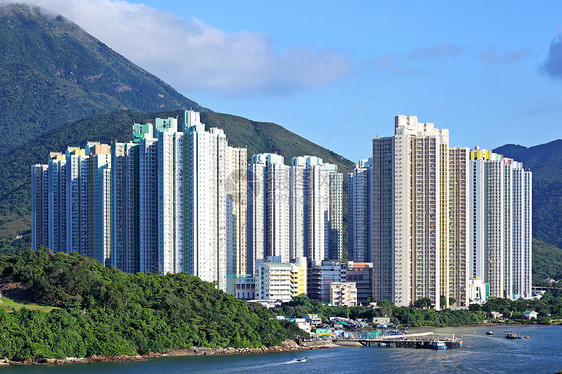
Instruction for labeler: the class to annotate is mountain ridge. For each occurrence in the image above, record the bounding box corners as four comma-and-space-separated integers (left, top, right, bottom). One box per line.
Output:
0, 3, 207, 154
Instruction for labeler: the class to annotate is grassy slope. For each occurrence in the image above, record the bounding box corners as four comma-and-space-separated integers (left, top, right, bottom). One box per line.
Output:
0, 296, 57, 313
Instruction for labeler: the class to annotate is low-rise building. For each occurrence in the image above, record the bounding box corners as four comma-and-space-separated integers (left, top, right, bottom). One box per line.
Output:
255, 262, 292, 303
303, 314, 322, 327
468, 277, 489, 304
372, 316, 391, 325
346, 262, 373, 304
290, 257, 308, 297
293, 318, 311, 333
308, 260, 347, 302
235, 275, 255, 301
523, 310, 538, 320
330, 282, 357, 306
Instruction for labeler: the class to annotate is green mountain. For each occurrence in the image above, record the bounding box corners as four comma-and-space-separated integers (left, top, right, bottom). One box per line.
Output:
0, 109, 353, 252
532, 238, 562, 283
494, 140, 562, 249
0, 4, 206, 154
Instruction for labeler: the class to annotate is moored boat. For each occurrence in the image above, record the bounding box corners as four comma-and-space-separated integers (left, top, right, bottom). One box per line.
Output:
486, 331, 495, 335
429, 340, 447, 350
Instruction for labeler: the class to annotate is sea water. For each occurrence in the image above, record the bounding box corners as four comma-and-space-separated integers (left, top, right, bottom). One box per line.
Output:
3, 325, 562, 374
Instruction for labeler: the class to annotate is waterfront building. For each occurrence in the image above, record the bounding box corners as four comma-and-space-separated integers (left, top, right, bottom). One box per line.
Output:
346, 262, 374, 304
468, 148, 532, 299
307, 260, 347, 302
372, 115, 450, 308
449, 147, 470, 307
348, 159, 372, 262
330, 282, 357, 307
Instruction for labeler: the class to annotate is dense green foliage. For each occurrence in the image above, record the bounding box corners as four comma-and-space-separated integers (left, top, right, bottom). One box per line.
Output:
0, 109, 352, 255
0, 249, 299, 361
469, 294, 562, 323
0, 4, 205, 154
495, 140, 562, 250
532, 238, 562, 282
271, 297, 484, 327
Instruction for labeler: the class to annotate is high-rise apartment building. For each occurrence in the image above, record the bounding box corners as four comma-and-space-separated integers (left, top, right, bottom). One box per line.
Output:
111, 141, 138, 273
449, 147, 470, 306
47, 153, 66, 254
372, 115, 451, 309
157, 117, 184, 274
469, 148, 532, 299
292, 156, 343, 262
31, 164, 49, 251
139, 135, 158, 273
226, 145, 248, 290
247, 153, 290, 272
184, 111, 228, 291
348, 159, 372, 262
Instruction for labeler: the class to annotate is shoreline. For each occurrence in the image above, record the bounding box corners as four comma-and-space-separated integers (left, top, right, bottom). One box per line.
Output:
0, 339, 333, 366
2, 324, 557, 366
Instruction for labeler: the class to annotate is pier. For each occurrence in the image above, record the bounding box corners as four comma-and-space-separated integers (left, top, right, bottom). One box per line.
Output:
334, 332, 463, 350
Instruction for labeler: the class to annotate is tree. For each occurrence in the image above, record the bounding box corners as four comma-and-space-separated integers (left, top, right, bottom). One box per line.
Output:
414, 298, 432, 309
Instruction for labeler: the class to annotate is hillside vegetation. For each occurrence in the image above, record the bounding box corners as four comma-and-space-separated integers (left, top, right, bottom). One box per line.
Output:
495, 140, 562, 249
0, 4, 205, 154
0, 249, 298, 361
532, 238, 562, 283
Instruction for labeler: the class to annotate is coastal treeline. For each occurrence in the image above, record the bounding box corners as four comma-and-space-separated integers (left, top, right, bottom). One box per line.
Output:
0, 249, 301, 361
273, 295, 562, 327
273, 297, 484, 327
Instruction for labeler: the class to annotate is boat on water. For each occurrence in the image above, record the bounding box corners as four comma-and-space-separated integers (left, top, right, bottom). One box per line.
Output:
429, 340, 447, 350
296, 357, 307, 363
445, 339, 464, 348
486, 331, 495, 335
504, 331, 522, 339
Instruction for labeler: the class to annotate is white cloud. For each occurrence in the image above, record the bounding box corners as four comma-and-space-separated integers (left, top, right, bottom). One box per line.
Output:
10, 0, 352, 95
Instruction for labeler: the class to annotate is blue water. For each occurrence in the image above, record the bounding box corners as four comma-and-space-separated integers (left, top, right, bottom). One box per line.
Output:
3, 326, 562, 373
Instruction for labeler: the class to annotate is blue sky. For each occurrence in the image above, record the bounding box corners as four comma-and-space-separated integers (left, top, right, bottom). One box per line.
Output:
21, 0, 562, 162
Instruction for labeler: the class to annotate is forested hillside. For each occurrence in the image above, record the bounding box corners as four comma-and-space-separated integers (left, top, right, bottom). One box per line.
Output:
494, 140, 562, 249
0, 4, 206, 154
0, 249, 300, 361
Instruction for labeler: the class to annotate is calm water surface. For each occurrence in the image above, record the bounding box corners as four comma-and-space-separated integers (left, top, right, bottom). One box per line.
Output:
4, 326, 562, 373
